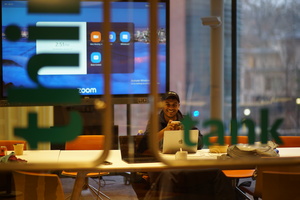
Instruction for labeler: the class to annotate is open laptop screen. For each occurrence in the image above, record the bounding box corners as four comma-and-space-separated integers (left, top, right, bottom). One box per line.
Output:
162, 130, 199, 154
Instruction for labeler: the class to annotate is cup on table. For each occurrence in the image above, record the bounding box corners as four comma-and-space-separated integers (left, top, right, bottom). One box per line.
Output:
175, 148, 187, 160
13, 143, 24, 155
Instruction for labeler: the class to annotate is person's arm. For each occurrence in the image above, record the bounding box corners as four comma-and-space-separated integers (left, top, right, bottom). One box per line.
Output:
137, 119, 153, 154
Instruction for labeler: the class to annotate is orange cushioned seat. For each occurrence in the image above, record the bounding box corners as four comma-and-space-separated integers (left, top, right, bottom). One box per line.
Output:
0, 140, 27, 150
61, 135, 110, 200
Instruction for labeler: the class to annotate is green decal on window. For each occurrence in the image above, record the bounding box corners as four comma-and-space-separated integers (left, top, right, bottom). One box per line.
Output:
181, 109, 283, 147
5, 22, 83, 148
181, 114, 199, 146
203, 119, 225, 146
14, 112, 82, 149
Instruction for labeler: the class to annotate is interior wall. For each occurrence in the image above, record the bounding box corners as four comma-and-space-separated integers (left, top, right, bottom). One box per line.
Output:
169, 0, 186, 101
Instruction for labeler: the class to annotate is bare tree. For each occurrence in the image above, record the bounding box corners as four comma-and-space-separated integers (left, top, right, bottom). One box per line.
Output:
240, 0, 300, 129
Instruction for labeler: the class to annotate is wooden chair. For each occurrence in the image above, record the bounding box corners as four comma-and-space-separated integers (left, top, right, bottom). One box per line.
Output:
243, 162, 300, 200
61, 135, 110, 199
12, 170, 64, 200
262, 171, 300, 200
0, 140, 27, 198
0, 140, 27, 150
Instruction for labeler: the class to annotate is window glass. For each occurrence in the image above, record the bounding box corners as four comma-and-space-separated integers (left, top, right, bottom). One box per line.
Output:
239, 0, 300, 135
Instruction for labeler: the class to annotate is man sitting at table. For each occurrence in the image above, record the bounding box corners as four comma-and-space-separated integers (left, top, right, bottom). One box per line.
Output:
133, 91, 204, 199
137, 91, 203, 154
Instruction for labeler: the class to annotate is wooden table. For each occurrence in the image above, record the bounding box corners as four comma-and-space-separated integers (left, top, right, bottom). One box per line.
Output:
12, 148, 300, 200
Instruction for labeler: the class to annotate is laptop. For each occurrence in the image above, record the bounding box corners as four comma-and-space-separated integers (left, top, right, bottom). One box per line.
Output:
162, 130, 199, 154
119, 135, 160, 163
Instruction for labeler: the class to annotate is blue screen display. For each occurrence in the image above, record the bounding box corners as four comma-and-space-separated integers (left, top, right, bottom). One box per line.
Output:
1, 0, 168, 98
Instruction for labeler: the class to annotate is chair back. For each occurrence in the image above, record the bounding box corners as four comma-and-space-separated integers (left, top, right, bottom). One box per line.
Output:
0, 140, 27, 150
262, 171, 300, 200
65, 135, 105, 150
12, 171, 64, 200
253, 162, 300, 198
209, 136, 248, 145
277, 136, 300, 147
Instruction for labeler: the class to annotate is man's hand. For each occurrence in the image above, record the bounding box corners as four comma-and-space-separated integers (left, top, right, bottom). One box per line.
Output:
165, 120, 182, 130
159, 121, 183, 141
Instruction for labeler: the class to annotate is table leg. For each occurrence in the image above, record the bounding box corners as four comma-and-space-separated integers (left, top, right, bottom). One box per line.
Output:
70, 171, 88, 200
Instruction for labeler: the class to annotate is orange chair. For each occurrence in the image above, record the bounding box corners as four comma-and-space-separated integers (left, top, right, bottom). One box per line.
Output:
13, 170, 65, 200
209, 136, 254, 200
277, 136, 300, 147
209, 135, 248, 146
64, 135, 105, 150
0, 140, 27, 151
61, 135, 110, 199
222, 169, 255, 200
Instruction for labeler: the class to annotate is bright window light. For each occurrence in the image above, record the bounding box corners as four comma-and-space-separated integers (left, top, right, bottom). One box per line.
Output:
244, 108, 251, 116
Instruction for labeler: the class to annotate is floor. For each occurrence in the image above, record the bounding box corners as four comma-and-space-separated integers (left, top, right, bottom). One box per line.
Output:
61, 175, 139, 200
0, 173, 260, 200
61, 176, 260, 200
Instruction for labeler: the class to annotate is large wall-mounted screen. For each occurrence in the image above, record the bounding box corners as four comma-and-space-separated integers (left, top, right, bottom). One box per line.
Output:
1, 0, 169, 105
